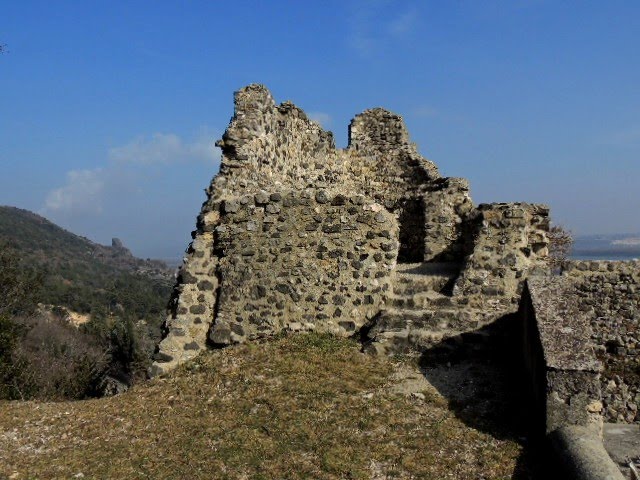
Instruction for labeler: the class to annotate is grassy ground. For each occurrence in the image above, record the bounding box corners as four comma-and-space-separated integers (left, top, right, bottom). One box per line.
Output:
0, 333, 532, 479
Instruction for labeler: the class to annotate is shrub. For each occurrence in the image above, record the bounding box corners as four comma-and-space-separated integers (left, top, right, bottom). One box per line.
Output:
547, 224, 574, 269
82, 314, 159, 386
0, 315, 28, 399
0, 241, 42, 316
1, 314, 109, 400
0, 240, 166, 399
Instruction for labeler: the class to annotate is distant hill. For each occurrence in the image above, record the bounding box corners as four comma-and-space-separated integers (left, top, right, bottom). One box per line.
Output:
0, 206, 174, 319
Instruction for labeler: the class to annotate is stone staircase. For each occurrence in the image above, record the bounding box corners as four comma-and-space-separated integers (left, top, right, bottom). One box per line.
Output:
365, 262, 494, 354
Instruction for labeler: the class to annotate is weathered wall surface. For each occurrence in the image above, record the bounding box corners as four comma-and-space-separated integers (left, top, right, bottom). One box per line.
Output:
209, 190, 398, 345
521, 278, 603, 434
347, 109, 442, 262
562, 261, 640, 424
151, 218, 219, 375
422, 177, 474, 262
214, 86, 337, 193
347, 108, 440, 188
454, 203, 550, 309
215, 86, 440, 197
521, 261, 640, 428
213, 85, 464, 264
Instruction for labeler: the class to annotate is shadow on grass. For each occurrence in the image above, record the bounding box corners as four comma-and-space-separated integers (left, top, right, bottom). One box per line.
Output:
417, 314, 557, 479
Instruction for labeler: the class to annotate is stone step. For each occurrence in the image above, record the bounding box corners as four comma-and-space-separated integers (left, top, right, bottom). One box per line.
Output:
392, 277, 452, 295
364, 326, 494, 356
370, 307, 480, 334
393, 262, 461, 295
395, 262, 461, 276
364, 308, 497, 356
364, 329, 449, 355
387, 291, 455, 309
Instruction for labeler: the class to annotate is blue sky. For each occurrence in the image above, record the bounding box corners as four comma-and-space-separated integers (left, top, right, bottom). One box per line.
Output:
1, 1, 639, 258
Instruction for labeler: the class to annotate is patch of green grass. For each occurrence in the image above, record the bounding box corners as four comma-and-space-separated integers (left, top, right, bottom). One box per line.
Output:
0, 333, 527, 479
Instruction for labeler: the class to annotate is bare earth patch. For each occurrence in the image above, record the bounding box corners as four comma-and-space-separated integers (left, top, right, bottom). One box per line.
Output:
0, 333, 533, 479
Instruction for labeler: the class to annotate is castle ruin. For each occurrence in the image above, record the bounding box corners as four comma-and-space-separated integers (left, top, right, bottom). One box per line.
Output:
151, 84, 549, 373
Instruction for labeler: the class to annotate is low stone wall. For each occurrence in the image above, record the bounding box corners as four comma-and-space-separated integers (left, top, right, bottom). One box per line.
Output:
209, 190, 399, 345
562, 261, 640, 424
521, 278, 603, 435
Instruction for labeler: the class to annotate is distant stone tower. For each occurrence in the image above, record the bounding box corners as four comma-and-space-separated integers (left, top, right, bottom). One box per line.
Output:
151, 85, 549, 375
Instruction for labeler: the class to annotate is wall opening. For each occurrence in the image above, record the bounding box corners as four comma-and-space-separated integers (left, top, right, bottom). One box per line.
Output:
397, 199, 426, 263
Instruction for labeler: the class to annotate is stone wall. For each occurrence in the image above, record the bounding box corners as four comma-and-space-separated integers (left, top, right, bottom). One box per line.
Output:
347, 109, 441, 262
347, 108, 440, 184
214, 85, 337, 191
151, 216, 219, 375
454, 202, 550, 309
209, 190, 398, 345
214, 86, 440, 198
152, 188, 398, 375
212, 85, 463, 265
521, 278, 603, 434
520, 261, 640, 427
562, 261, 640, 423
422, 177, 474, 262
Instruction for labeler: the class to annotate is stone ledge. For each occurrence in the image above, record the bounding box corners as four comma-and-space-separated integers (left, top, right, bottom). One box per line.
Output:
527, 276, 601, 372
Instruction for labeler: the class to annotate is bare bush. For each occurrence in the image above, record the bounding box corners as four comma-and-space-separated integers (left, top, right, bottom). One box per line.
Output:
547, 224, 574, 269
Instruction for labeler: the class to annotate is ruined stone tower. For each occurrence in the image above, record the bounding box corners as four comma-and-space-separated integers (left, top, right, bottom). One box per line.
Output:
151, 84, 549, 375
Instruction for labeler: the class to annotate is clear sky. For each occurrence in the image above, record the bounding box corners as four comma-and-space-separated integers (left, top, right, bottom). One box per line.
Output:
1, 1, 639, 259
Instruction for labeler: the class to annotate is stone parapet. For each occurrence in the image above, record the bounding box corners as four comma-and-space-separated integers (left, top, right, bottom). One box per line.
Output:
522, 277, 603, 435
562, 260, 640, 424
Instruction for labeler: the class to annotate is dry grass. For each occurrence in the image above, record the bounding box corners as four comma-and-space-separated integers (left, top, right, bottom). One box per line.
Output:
0, 333, 528, 479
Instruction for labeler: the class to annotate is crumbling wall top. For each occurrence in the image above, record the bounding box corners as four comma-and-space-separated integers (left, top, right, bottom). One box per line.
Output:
212, 84, 442, 210
348, 108, 440, 181
233, 83, 276, 114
